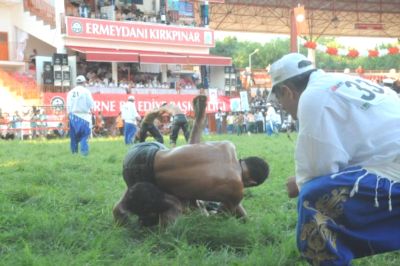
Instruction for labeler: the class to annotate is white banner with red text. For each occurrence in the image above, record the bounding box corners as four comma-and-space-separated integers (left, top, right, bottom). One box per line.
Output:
65, 16, 215, 48
44, 93, 237, 117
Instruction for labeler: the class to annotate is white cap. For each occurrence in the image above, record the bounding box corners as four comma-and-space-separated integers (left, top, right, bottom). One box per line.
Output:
76, 75, 86, 83
128, 95, 135, 101
270, 53, 315, 90
382, 78, 394, 85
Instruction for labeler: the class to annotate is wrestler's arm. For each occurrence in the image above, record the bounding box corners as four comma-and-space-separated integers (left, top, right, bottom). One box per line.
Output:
218, 202, 247, 219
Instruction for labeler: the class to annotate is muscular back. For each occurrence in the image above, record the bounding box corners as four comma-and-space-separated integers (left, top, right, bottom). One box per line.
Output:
154, 141, 244, 205
142, 111, 162, 124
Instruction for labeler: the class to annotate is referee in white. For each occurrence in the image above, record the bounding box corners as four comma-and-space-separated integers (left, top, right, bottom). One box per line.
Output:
66, 75, 94, 156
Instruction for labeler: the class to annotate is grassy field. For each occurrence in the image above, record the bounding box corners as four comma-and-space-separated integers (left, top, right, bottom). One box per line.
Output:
0, 133, 399, 266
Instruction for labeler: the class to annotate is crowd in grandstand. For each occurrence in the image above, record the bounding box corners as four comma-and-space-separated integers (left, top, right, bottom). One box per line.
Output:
76, 61, 198, 94
66, 1, 200, 27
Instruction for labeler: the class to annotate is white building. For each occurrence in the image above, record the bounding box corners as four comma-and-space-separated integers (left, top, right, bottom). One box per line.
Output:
0, 0, 233, 117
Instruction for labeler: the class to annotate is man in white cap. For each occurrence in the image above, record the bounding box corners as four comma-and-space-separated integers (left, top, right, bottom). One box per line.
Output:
268, 53, 400, 265
66, 75, 94, 155
121, 95, 140, 145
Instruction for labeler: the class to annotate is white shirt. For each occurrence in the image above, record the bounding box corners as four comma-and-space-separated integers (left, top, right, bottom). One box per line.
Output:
121, 101, 139, 125
215, 112, 223, 122
265, 106, 276, 122
296, 70, 400, 189
66, 85, 94, 123
255, 111, 264, 122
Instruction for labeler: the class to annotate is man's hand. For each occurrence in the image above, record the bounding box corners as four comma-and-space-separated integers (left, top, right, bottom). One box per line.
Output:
219, 202, 247, 220
195, 200, 210, 216
286, 176, 299, 198
112, 203, 130, 226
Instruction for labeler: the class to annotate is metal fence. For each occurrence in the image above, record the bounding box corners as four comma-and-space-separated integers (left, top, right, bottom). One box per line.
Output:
0, 105, 67, 140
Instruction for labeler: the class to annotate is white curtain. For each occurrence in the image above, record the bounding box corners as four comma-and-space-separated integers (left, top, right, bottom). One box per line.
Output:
16, 29, 28, 61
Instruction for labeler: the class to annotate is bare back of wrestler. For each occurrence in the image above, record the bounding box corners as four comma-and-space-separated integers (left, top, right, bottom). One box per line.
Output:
154, 140, 244, 205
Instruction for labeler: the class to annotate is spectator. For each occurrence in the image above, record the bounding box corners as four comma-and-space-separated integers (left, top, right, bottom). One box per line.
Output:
38, 109, 48, 137
269, 53, 400, 265
255, 109, 264, 133
53, 122, 65, 138
29, 49, 37, 70
226, 112, 235, 134
215, 109, 223, 134
0, 109, 8, 138
236, 112, 244, 135
247, 111, 256, 134
115, 112, 124, 136
11, 111, 22, 140
121, 95, 140, 145
94, 111, 105, 136
264, 103, 277, 136
66, 75, 94, 156
243, 112, 249, 134
30, 106, 40, 139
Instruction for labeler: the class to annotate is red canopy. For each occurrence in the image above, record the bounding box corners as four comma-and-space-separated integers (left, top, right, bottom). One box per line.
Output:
68, 46, 232, 66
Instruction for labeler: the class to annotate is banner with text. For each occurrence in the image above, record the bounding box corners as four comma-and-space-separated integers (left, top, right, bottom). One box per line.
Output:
66, 16, 215, 47
44, 93, 232, 117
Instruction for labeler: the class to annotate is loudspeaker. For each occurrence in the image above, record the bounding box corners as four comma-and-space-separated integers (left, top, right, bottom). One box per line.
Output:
54, 70, 62, 86
43, 61, 53, 73
43, 72, 54, 85
54, 70, 62, 80
61, 54, 68, 65
53, 53, 68, 66
62, 68, 70, 82
62, 79, 71, 87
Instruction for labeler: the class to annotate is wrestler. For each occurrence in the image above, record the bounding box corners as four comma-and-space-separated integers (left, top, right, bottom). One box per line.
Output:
159, 102, 190, 147
113, 95, 269, 227
138, 108, 166, 144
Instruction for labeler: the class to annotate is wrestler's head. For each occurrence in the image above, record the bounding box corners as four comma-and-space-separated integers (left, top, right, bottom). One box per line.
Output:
242, 157, 269, 187
123, 182, 170, 221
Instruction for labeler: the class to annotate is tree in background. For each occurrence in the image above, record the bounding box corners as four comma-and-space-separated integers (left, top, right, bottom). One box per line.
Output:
211, 36, 400, 72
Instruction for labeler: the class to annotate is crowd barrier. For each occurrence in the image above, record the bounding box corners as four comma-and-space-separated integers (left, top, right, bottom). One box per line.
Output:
0, 105, 67, 140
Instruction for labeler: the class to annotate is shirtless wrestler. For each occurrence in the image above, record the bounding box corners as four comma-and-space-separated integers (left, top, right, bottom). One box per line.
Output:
113, 95, 269, 227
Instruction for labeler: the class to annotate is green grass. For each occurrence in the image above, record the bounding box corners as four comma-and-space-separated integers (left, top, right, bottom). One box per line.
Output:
0, 134, 399, 266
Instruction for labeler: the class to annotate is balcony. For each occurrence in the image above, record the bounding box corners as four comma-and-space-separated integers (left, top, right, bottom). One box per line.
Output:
23, 0, 55, 29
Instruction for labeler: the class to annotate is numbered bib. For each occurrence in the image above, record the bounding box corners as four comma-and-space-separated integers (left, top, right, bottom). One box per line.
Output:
331, 76, 391, 108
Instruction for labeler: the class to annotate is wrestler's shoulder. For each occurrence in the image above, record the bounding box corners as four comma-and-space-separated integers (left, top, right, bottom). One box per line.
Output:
202, 140, 235, 148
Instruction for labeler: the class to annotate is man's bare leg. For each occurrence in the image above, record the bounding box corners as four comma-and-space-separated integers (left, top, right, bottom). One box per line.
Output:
189, 95, 207, 144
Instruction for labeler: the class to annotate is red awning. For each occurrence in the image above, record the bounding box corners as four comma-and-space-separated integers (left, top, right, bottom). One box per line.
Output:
67, 46, 232, 66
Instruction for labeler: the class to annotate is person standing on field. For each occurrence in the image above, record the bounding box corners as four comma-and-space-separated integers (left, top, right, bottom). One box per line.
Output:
215, 109, 224, 134
121, 95, 140, 145
115, 112, 124, 136
269, 53, 400, 265
66, 75, 94, 156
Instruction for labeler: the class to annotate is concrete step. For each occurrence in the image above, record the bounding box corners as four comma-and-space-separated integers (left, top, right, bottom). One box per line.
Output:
13, 8, 57, 48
